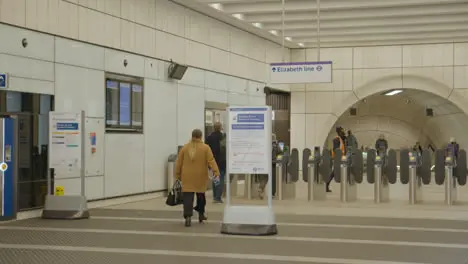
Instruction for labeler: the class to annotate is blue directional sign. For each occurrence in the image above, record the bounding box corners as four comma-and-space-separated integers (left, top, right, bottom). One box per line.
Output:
0, 73, 8, 89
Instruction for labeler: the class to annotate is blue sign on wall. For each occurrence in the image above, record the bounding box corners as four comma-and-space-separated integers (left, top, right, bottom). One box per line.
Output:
56, 122, 79, 130
0, 73, 8, 89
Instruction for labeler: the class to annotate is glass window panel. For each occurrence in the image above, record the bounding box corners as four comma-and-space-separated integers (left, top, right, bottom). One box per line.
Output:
119, 82, 131, 126
6, 91, 22, 112
132, 84, 143, 127
106, 80, 119, 125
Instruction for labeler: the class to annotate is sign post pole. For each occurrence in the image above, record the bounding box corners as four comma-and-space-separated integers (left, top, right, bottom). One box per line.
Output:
80, 110, 86, 198
221, 106, 277, 236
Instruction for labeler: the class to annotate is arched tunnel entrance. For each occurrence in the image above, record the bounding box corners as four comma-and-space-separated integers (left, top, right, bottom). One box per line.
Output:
320, 88, 468, 202
325, 88, 468, 152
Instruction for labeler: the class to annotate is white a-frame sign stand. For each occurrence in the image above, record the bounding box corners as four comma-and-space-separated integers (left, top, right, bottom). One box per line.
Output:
221, 106, 277, 235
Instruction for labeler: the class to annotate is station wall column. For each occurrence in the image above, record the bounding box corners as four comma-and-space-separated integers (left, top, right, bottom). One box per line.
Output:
0, 116, 18, 221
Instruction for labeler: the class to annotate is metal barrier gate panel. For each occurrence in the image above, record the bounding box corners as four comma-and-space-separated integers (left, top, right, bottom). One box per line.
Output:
421, 149, 432, 185
400, 149, 410, 184
320, 149, 332, 183
386, 149, 397, 184
456, 149, 467, 186
333, 149, 342, 183
290, 148, 300, 183
366, 149, 376, 184
302, 148, 311, 182
434, 149, 445, 186
351, 149, 363, 183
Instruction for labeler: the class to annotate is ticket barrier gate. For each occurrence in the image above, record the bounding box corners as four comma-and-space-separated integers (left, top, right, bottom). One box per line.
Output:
302, 147, 331, 201
277, 148, 299, 200
244, 149, 299, 200
366, 150, 397, 203
334, 149, 363, 202
400, 149, 431, 204
244, 174, 261, 200
434, 149, 467, 205
226, 174, 239, 198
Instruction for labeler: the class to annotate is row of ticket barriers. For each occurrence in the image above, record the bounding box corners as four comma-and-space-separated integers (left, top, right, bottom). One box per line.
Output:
241, 147, 467, 206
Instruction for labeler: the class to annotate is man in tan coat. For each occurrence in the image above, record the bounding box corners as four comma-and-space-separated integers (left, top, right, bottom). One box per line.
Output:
176, 129, 220, 227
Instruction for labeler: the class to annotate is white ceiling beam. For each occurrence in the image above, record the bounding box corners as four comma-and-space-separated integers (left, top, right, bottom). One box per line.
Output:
221, 0, 468, 14
170, 0, 297, 48
261, 15, 468, 31
294, 30, 468, 43
285, 23, 468, 38
243, 3, 468, 23
299, 37, 468, 48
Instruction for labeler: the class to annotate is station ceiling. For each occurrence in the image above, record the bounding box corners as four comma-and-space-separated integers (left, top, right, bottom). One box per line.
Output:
177, 0, 468, 48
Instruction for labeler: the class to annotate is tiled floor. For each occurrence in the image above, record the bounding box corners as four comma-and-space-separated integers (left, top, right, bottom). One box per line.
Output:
1, 180, 468, 264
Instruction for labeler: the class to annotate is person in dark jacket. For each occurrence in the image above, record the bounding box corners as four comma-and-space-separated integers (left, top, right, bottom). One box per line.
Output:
346, 130, 358, 154
206, 122, 226, 203
375, 134, 388, 156
446, 137, 459, 159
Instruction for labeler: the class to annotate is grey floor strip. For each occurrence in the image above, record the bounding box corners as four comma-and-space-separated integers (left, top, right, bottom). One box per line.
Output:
0, 225, 467, 249
0, 244, 429, 264
89, 208, 468, 229
91, 216, 468, 233
5, 217, 468, 244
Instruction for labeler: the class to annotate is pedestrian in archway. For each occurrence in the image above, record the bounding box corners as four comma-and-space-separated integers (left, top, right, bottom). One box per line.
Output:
346, 130, 358, 154
375, 134, 388, 156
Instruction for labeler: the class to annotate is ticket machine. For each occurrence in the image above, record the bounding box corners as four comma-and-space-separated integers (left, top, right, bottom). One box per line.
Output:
0, 116, 18, 221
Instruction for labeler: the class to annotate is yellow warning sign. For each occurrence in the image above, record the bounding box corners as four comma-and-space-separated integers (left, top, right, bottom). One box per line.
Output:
55, 186, 65, 196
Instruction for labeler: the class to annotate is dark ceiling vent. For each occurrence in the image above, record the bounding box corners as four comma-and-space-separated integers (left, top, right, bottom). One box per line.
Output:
350, 107, 357, 116
426, 108, 434, 117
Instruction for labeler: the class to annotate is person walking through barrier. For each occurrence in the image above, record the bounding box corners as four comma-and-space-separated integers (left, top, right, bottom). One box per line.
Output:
176, 129, 220, 227
446, 137, 459, 159
328, 126, 346, 193
346, 130, 358, 154
206, 122, 226, 203
375, 134, 388, 156
446, 137, 460, 175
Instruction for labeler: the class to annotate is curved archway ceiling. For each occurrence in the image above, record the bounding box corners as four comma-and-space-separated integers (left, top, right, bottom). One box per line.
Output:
327, 89, 468, 150
185, 0, 468, 48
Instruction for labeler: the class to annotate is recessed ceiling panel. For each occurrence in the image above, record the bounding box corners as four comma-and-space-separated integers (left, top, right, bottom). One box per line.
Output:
184, 0, 468, 48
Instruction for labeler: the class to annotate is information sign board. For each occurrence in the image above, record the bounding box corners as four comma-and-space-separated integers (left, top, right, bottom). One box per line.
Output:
49, 112, 83, 175
227, 107, 271, 175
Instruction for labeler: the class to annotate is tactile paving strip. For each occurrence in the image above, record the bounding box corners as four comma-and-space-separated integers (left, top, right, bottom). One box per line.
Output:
0, 249, 326, 264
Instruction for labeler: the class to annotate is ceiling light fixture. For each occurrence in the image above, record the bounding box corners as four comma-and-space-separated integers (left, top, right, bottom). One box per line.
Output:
232, 13, 244, 20
383, 89, 403, 96
252, 22, 262, 28
285, 37, 292, 41
209, 3, 223, 11
298, 42, 304, 47
269, 30, 278, 35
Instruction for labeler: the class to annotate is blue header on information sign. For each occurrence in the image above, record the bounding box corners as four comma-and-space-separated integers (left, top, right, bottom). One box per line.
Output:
237, 114, 264, 123
56, 122, 79, 130
230, 107, 268, 112
232, 124, 264, 130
